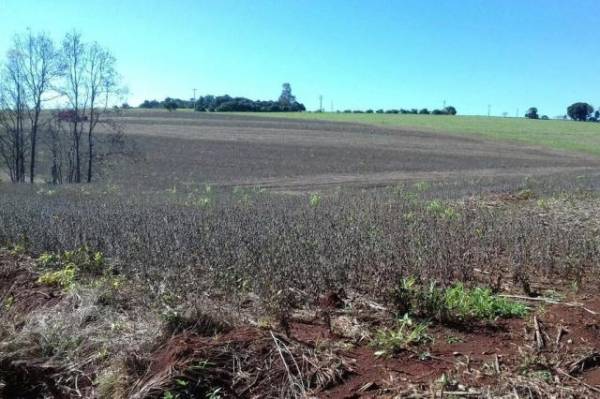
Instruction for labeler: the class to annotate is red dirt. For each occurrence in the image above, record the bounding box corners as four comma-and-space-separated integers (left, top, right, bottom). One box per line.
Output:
148, 326, 261, 376
320, 319, 525, 399
317, 295, 600, 398
322, 346, 449, 398
290, 320, 331, 343
583, 368, 600, 386
0, 253, 62, 320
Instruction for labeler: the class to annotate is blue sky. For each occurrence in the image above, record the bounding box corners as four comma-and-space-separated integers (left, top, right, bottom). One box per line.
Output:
1, 0, 598, 116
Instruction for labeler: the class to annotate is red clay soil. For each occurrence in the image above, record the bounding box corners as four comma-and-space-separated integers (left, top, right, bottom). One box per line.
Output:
317, 319, 525, 398
298, 294, 600, 398
147, 326, 261, 378
0, 253, 62, 320
322, 346, 450, 398
131, 325, 352, 398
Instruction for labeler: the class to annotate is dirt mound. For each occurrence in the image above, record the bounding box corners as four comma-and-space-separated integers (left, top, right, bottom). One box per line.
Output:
128, 327, 352, 398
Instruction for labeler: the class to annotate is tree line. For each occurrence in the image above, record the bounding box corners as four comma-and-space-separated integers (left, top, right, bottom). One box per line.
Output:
140, 83, 306, 112
524, 103, 600, 121
338, 106, 457, 115
0, 30, 123, 184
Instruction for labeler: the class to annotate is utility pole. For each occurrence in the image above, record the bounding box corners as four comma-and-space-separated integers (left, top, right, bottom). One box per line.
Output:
443, 99, 446, 108
330, 100, 334, 113
193, 88, 197, 102
319, 95, 323, 112
516, 108, 519, 118
487, 104, 491, 117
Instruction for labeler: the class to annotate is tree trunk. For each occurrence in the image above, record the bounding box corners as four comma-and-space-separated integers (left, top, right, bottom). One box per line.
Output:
87, 109, 94, 183
29, 105, 41, 183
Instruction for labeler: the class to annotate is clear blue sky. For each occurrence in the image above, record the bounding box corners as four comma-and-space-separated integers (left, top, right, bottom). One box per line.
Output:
1, 0, 598, 116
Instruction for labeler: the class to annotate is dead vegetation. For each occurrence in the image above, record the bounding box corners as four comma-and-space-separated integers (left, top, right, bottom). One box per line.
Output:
1, 248, 599, 397
1, 149, 600, 397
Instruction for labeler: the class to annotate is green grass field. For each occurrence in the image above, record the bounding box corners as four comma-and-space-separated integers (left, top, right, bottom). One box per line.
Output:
238, 112, 600, 157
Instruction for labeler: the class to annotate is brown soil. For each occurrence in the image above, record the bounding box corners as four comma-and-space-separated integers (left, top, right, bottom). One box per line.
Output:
0, 252, 62, 320
100, 111, 600, 192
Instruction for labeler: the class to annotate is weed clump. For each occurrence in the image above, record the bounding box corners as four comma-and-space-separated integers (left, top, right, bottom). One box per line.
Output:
36, 247, 107, 289
37, 264, 76, 288
443, 283, 528, 320
371, 314, 432, 356
393, 278, 528, 324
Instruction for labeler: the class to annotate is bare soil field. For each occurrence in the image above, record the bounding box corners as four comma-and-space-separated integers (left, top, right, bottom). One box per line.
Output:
110, 111, 600, 192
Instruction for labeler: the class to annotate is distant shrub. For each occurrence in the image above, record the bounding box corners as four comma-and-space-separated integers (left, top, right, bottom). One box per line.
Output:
365, 109, 374, 114
418, 108, 430, 115
343, 109, 352, 113
139, 99, 161, 108
375, 109, 384, 114
541, 115, 549, 120
163, 98, 178, 112
525, 107, 539, 119
431, 107, 457, 116
444, 106, 457, 115
352, 110, 364, 113
385, 109, 399, 114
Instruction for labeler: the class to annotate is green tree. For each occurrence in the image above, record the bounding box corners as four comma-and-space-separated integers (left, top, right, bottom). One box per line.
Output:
163, 98, 178, 111
567, 102, 593, 121
278, 83, 296, 107
444, 106, 457, 115
525, 107, 539, 119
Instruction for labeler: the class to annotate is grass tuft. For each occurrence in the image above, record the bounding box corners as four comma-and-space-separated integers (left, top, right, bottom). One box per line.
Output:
371, 314, 432, 356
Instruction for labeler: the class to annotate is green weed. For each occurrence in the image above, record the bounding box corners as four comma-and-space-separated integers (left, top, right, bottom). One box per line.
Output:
371, 314, 432, 356
393, 280, 528, 323
443, 284, 528, 320
38, 264, 76, 288
309, 192, 321, 207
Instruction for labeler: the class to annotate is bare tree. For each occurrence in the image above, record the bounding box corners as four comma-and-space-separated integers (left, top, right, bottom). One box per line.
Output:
0, 51, 28, 182
60, 32, 120, 183
85, 42, 118, 182
9, 31, 61, 183
43, 111, 69, 184
0, 30, 124, 184
60, 32, 87, 183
